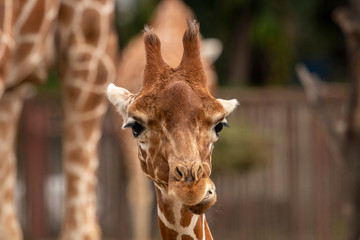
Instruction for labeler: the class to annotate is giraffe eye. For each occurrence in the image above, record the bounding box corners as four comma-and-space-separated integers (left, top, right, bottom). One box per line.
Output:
214, 121, 229, 137
124, 121, 145, 137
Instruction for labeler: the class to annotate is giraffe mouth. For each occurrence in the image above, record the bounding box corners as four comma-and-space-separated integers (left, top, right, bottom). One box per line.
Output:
189, 186, 217, 214
203, 188, 215, 201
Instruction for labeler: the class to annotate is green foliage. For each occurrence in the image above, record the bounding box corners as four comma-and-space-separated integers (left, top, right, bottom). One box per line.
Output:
250, 1, 296, 85
116, 0, 157, 47
184, 0, 346, 85
252, 9, 281, 43
212, 120, 269, 174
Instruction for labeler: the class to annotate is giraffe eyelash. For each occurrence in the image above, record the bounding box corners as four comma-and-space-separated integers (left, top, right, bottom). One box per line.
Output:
124, 121, 145, 137
214, 119, 229, 137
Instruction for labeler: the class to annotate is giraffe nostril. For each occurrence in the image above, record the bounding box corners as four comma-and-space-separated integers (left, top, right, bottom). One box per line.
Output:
176, 167, 183, 178
191, 163, 203, 181
174, 164, 187, 181
174, 163, 203, 183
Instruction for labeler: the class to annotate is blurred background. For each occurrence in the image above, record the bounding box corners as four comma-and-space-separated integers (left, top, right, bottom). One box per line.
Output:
16, 0, 353, 239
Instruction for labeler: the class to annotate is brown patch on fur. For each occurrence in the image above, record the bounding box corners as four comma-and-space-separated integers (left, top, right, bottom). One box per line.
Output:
64, 124, 76, 142
14, 43, 33, 62
194, 216, 204, 240
0, 3, 4, 27
180, 205, 193, 228
158, 216, 178, 239
81, 8, 101, 46
67, 173, 80, 196
83, 92, 105, 112
64, 85, 81, 107
4, 187, 13, 202
68, 148, 90, 168
0, 121, 7, 140
204, 218, 213, 239
58, 4, 74, 27
139, 155, 148, 174
67, 206, 78, 228
182, 235, 194, 240
87, 180, 95, 194
0, 160, 11, 184
20, 0, 45, 34
95, 61, 108, 84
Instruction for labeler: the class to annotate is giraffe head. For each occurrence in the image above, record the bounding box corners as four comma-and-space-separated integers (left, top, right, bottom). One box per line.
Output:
107, 20, 238, 214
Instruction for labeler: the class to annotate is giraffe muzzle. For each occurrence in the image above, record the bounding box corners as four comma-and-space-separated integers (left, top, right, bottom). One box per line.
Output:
189, 182, 217, 214
169, 161, 217, 213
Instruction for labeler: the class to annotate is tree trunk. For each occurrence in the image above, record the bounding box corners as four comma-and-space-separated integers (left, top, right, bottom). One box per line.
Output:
345, 136, 360, 240
333, 2, 360, 239
229, 8, 251, 85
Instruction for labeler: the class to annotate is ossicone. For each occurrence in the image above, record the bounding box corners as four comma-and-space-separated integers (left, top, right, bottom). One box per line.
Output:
179, 19, 206, 87
183, 19, 200, 41
143, 26, 166, 87
181, 19, 201, 61
144, 26, 161, 49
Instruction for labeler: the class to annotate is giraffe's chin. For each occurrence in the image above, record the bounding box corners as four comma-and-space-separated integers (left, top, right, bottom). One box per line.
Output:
189, 191, 217, 214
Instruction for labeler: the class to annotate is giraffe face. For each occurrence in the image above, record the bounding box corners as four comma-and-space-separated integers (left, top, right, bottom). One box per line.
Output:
130, 80, 224, 204
107, 20, 238, 214
108, 80, 237, 214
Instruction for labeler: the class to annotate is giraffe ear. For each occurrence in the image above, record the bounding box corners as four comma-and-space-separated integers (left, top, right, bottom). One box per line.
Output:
106, 83, 136, 119
217, 99, 239, 116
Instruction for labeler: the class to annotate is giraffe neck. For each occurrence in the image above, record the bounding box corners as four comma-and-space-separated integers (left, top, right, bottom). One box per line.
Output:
155, 187, 213, 240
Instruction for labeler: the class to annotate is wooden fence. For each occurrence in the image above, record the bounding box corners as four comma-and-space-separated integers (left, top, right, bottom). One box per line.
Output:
16, 86, 349, 240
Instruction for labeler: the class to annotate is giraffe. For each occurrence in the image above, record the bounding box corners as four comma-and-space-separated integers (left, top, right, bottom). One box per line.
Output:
107, 20, 238, 239
114, 0, 222, 239
0, 0, 117, 239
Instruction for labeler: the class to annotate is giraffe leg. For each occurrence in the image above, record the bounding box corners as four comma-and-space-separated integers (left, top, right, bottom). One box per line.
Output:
0, 88, 25, 240
59, 64, 113, 240
59, 46, 116, 240
57, 2, 117, 239
59, 85, 105, 240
